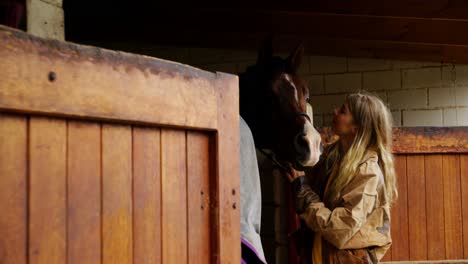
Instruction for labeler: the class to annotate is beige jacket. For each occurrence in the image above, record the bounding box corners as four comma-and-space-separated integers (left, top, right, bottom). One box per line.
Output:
294, 150, 392, 263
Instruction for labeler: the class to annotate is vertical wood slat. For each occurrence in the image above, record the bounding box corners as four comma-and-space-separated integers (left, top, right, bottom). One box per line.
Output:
29, 117, 67, 263
0, 114, 27, 264
461, 154, 468, 259
425, 154, 446, 260
407, 155, 427, 260
443, 155, 464, 259
215, 72, 241, 264
102, 124, 133, 264
67, 121, 101, 264
391, 155, 409, 261
161, 129, 188, 264
133, 127, 161, 264
187, 132, 212, 264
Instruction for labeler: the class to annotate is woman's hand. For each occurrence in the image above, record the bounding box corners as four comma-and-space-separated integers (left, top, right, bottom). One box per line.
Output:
284, 163, 306, 182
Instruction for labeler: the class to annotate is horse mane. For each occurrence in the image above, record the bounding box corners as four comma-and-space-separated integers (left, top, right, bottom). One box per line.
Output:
238, 57, 288, 149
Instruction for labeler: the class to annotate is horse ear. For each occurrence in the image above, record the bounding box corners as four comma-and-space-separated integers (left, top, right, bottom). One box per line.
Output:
286, 42, 304, 74
257, 35, 274, 64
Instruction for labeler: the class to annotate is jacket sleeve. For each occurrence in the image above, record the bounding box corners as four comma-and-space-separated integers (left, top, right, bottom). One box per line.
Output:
297, 161, 380, 249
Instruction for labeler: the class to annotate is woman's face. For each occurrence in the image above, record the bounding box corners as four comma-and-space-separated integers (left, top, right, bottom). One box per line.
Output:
332, 103, 357, 137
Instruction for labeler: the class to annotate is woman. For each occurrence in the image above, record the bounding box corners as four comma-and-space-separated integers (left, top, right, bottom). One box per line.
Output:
287, 93, 398, 263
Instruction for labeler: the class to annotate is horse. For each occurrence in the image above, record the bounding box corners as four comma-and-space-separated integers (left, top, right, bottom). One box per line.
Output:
238, 37, 323, 263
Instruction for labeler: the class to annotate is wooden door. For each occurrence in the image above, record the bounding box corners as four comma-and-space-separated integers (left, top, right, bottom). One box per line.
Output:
0, 25, 240, 264
381, 128, 468, 263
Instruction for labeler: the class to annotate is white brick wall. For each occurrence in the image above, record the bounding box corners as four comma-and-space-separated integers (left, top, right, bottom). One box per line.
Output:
131, 46, 468, 128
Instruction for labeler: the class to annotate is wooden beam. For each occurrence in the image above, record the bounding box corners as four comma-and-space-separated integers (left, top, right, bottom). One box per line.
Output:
0, 25, 220, 130
192, 0, 468, 20
318, 127, 468, 154
65, 7, 468, 64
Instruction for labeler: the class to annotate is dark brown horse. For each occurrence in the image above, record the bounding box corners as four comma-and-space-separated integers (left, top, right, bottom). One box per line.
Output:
239, 38, 322, 170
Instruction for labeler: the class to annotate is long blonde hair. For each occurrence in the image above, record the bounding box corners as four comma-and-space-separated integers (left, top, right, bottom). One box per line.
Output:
326, 92, 398, 205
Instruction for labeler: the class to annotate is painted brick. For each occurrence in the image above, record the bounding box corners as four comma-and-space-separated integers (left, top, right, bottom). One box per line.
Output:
304, 75, 325, 95
313, 115, 323, 127
402, 68, 442, 88
310, 56, 347, 74
27, 0, 64, 40
442, 66, 456, 87
392, 60, 442, 69
310, 94, 346, 114
403, 110, 443, 126
388, 89, 427, 110
456, 86, 468, 106
347, 58, 392, 72
455, 65, 468, 86
374, 91, 388, 104
363, 71, 401, 91
428, 87, 456, 107
443, 108, 458, 126
457, 107, 468, 125
323, 114, 334, 127
324, 73, 362, 93
274, 206, 289, 232
391, 111, 402, 127
40, 0, 62, 7
272, 169, 288, 206
276, 246, 289, 264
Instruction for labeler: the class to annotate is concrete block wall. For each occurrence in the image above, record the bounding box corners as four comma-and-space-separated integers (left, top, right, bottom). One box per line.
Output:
26, 0, 64, 40
138, 47, 468, 127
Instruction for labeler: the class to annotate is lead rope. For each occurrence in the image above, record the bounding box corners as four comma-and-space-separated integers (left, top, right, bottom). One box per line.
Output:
256, 148, 289, 173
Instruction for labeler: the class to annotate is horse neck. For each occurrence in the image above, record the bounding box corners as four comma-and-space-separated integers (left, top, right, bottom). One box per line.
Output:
238, 68, 272, 149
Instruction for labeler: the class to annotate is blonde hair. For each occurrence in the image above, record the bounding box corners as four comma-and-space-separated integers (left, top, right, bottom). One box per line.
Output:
326, 92, 398, 205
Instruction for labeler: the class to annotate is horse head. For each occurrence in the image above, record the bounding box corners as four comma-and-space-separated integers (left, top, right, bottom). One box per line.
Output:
239, 37, 323, 170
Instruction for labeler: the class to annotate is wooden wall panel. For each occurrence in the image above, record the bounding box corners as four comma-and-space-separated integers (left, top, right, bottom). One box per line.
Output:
29, 117, 67, 264
407, 155, 427, 260
67, 121, 101, 264
161, 129, 188, 264
133, 127, 161, 264
461, 154, 468, 259
0, 114, 27, 264
391, 155, 409, 261
425, 155, 446, 260
187, 132, 212, 264
102, 125, 133, 264
443, 155, 464, 259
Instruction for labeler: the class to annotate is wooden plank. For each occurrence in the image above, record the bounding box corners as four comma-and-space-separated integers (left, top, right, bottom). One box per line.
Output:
102, 124, 132, 264
67, 121, 101, 264
0, 25, 218, 130
443, 155, 464, 259
318, 127, 468, 154
392, 127, 468, 154
391, 155, 409, 261
29, 117, 66, 263
407, 155, 427, 260
0, 114, 27, 264
161, 129, 187, 264
424, 155, 445, 260
461, 154, 468, 259
381, 247, 392, 262
215, 72, 240, 264
187, 131, 212, 264
133, 127, 161, 264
